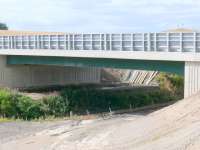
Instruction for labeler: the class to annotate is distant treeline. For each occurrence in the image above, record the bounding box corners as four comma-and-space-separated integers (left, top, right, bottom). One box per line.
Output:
0, 23, 8, 30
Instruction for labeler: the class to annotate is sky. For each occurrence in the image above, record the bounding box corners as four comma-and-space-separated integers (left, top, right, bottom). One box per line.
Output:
0, 0, 200, 32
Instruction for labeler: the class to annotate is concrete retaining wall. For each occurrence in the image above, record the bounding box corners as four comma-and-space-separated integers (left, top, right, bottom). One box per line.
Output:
0, 56, 100, 88
184, 61, 200, 98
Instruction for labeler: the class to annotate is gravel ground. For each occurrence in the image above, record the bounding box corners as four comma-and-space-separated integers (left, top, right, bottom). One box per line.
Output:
1, 93, 200, 150
0, 120, 81, 144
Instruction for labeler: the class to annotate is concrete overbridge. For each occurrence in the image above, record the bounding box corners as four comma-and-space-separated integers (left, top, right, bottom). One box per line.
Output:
0, 29, 200, 97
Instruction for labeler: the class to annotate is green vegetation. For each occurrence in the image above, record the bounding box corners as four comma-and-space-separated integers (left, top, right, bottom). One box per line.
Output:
0, 23, 8, 30
156, 73, 184, 99
0, 85, 176, 120
0, 72, 184, 121
0, 89, 43, 120
0, 117, 16, 123
60, 86, 174, 114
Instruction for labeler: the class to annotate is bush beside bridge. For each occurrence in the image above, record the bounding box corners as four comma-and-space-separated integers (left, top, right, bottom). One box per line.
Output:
0, 86, 177, 120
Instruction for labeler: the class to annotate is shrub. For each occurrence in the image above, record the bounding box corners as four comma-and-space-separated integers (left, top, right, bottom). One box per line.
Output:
16, 95, 43, 120
156, 73, 184, 99
0, 89, 18, 118
0, 89, 44, 120
60, 86, 174, 114
42, 96, 68, 117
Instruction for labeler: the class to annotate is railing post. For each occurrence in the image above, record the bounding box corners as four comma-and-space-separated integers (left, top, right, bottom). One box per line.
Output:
27, 36, 30, 49
21, 36, 24, 49
167, 32, 169, 52
180, 32, 183, 52
143, 33, 145, 51
105, 34, 107, 50
154, 33, 157, 51
132, 34, 134, 51
121, 33, 123, 51
41, 35, 43, 49
48, 35, 51, 49
82, 34, 84, 50
35, 35, 37, 49
91, 34, 93, 50
12, 36, 15, 49
57, 34, 59, 49
194, 32, 196, 52
10, 36, 13, 49
37, 35, 40, 49
101, 34, 103, 50
148, 33, 151, 51
68, 34, 70, 50
110, 34, 112, 51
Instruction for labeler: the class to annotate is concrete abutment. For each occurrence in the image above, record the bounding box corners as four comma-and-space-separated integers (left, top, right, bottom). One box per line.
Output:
184, 61, 200, 98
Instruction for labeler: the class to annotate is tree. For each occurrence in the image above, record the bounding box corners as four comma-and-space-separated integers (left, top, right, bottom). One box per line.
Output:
0, 23, 8, 30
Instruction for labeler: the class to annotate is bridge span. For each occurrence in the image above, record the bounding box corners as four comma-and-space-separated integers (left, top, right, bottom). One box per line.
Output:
0, 30, 200, 97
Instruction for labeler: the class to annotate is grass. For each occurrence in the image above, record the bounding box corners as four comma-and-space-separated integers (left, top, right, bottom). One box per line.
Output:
0, 114, 98, 123
0, 117, 21, 123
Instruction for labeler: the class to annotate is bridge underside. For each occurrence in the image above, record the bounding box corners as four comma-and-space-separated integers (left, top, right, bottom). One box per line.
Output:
7, 55, 200, 98
7, 56, 185, 75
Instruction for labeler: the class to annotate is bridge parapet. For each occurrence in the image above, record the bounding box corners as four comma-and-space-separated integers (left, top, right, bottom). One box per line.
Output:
0, 32, 200, 52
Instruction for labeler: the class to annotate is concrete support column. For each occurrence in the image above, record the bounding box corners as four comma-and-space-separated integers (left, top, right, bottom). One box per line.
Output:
184, 61, 200, 98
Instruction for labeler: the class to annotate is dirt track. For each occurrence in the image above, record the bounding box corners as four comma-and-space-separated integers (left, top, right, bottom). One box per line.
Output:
1, 93, 200, 150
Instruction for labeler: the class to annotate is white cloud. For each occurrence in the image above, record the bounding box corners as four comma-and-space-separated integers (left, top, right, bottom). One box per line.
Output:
0, 0, 199, 32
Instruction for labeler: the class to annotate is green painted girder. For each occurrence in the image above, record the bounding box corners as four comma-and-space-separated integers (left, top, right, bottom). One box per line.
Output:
7, 56, 185, 75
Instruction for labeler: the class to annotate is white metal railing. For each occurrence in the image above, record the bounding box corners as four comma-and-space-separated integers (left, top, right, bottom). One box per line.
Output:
0, 32, 200, 52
